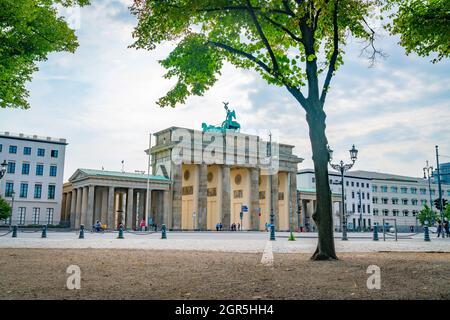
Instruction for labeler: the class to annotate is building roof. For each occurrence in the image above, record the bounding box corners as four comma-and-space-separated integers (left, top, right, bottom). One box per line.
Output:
0, 131, 67, 145
73, 168, 170, 182
349, 170, 422, 183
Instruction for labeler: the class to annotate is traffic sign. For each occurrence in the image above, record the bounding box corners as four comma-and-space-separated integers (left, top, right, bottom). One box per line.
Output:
242, 205, 248, 212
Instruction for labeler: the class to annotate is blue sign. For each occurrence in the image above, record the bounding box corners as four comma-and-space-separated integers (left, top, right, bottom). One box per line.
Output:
241, 205, 248, 212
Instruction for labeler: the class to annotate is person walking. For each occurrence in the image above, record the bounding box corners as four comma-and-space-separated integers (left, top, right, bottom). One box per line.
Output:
140, 218, 146, 231
437, 220, 442, 238
216, 222, 220, 232
444, 218, 449, 237
219, 222, 223, 231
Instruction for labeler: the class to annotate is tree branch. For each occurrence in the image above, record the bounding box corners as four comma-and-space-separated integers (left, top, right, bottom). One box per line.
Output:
319, 0, 339, 106
207, 40, 274, 75
360, 17, 387, 67
246, 0, 280, 76
260, 13, 303, 44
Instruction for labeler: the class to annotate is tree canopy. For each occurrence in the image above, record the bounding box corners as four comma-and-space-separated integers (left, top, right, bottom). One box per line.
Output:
0, 0, 89, 109
385, 0, 450, 63
0, 196, 11, 221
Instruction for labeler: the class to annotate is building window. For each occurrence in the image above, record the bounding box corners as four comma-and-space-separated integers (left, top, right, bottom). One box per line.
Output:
373, 209, 379, 216
420, 188, 426, 195
368, 205, 370, 214
403, 210, 409, 217
9, 145, 17, 154
37, 148, 45, 157
36, 164, 44, 176
5, 182, 14, 197
383, 209, 389, 216
412, 210, 418, 217
382, 198, 388, 204
22, 163, 30, 175
48, 185, 56, 200
367, 193, 370, 200
351, 182, 354, 187
51, 150, 58, 158
366, 183, 369, 188
410, 187, 417, 194
372, 197, 378, 204
391, 186, 398, 193
372, 185, 378, 192
411, 199, 418, 206
0, 144, 2, 152
402, 199, 408, 205
401, 187, 407, 194
233, 190, 243, 199
49, 165, 57, 177
7, 161, 15, 174
46, 208, 54, 225
393, 209, 399, 216
421, 199, 428, 206
392, 198, 398, 205
352, 191, 355, 199
18, 207, 26, 225
430, 189, 435, 195
346, 181, 349, 186
356, 182, 359, 187
312, 177, 315, 183
362, 205, 366, 214
23, 147, 31, 155
34, 184, 42, 199
32, 208, 40, 224
362, 192, 365, 200
352, 203, 355, 212
381, 186, 387, 193
19, 183, 28, 198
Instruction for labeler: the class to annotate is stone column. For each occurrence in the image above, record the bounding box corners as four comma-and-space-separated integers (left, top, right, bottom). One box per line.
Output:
306, 200, 314, 230
65, 192, 72, 223
70, 190, 77, 229
163, 190, 171, 226
271, 173, 279, 230
86, 185, 95, 227
197, 164, 208, 230
249, 168, 260, 231
94, 187, 102, 222
81, 186, 88, 227
171, 163, 182, 230
61, 193, 67, 222
289, 170, 298, 230
101, 188, 108, 224
126, 188, 134, 229
75, 187, 83, 229
221, 165, 231, 230
107, 187, 115, 229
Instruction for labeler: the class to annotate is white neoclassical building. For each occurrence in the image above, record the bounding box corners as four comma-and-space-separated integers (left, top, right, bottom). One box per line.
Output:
0, 132, 67, 226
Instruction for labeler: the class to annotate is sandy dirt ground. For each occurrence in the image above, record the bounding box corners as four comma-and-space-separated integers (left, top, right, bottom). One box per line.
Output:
0, 249, 449, 300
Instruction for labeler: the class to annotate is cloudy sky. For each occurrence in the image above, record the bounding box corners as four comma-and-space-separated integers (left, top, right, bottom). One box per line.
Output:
1, 0, 449, 181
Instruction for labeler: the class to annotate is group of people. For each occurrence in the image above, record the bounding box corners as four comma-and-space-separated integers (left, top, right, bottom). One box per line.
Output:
92, 220, 104, 232
436, 218, 450, 237
215, 222, 223, 231
230, 222, 241, 231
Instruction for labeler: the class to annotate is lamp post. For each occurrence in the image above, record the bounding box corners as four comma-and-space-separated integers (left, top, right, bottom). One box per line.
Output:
435, 146, 445, 235
328, 144, 358, 241
268, 132, 275, 241
10, 190, 15, 226
423, 160, 434, 209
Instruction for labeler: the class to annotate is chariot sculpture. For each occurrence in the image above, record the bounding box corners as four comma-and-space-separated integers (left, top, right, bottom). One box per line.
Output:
202, 102, 241, 133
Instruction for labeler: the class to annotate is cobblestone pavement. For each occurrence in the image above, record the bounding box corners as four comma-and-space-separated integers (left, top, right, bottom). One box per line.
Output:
0, 230, 449, 253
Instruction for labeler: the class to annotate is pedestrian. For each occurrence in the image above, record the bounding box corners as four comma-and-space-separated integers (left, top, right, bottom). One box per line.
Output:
140, 218, 146, 231
437, 220, 442, 238
216, 223, 219, 232
219, 222, 223, 231
444, 218, 449, 237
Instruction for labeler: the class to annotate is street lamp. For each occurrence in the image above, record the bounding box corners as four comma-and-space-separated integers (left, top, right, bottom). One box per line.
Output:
423, 160, 434, 210
10, 190, 15, 226
328, 144, 358, 241
0, 160, 7, 179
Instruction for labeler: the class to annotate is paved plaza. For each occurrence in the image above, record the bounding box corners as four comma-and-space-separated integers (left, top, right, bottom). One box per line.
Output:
1, 230, 449, 253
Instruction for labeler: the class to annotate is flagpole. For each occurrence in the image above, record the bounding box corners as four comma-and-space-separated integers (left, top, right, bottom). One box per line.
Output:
145, 133, 152, 230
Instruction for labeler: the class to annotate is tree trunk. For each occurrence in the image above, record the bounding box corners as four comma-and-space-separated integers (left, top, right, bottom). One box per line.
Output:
306, 108, 337, 260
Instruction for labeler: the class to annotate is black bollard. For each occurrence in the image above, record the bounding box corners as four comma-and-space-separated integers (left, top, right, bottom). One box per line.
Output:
161, 224, 167, 239
373, 224, 379, 241
424, 226, 430, 242
117, 225, 124, 239
12, 225, 18, 238
79, 224, 85, 239
41, 225, 47, 238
